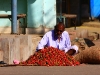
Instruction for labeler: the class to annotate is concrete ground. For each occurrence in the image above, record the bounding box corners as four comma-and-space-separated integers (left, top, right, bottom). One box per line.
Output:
0, 65, 100, 75
66, 26, 100, 34
67, 21, 100, 34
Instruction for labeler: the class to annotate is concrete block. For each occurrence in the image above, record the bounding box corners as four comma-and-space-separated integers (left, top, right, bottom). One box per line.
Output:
76, 29, 89, 38
0, 37, 20, 64
0, 50, 3, 61
26, 26, 45, 34
0, 35, 34, 64
32, 36, 41, 53
15, 35, 29, 45
0, 27, 25, 34
16, 35, 34, 54
69, 31, 77, 41
20, 45, 29, 61
0, 35, 27, 46
44, 28, 53, 33
0, 27, 11, 34
15, 35, 34, 61
14, 35, 34, 62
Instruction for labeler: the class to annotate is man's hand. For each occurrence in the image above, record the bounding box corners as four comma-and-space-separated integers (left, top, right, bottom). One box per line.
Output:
66, 49, 76, 56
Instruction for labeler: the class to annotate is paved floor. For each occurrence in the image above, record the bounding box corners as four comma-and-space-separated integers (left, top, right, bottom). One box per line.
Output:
69, 21, 100, 34
0, 65, 100, 75
66, 26, 100, 33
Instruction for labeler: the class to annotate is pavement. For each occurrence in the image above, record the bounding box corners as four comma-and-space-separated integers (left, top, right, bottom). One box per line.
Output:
0, 65, 100, 75
66, 25, 100, 34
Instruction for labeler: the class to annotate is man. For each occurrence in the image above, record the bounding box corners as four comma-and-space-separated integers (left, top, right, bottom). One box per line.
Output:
36, 22, 78, 55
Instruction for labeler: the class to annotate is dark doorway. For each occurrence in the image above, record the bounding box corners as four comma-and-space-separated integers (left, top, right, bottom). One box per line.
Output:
56, 0, 76, 27
80, 0, 91, 23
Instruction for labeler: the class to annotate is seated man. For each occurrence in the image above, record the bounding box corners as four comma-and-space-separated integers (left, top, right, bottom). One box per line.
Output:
36, 22, 78, 55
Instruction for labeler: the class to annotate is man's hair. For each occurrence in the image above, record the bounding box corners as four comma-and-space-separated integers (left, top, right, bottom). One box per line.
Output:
55, 22, 65, 28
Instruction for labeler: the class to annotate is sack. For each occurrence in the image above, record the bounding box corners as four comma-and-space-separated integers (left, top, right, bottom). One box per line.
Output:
71, 38, 89, 53
73, 46, 100, 64
71, 38, 95, 53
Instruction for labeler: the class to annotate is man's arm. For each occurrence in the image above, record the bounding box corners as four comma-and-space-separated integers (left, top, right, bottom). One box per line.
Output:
36, 33, 48, 51
63, 32, 72, 52
64, 33, 79, 55
62, 32, 77, 55
66, 49, 76, 55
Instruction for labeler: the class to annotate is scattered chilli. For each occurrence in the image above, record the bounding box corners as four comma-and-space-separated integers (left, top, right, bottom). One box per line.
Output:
20, 47, 80, 66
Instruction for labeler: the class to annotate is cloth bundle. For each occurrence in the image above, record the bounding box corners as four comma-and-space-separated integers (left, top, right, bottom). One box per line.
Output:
73, 46, 100, 64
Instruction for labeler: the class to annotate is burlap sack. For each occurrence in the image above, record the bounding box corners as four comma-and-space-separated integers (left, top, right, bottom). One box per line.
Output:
71, 38, 89, 53
73, 46, 100, 64
76, 29, 88, 38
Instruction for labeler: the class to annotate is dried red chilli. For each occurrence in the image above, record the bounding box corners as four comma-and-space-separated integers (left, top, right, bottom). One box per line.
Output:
20, 47, 80, 66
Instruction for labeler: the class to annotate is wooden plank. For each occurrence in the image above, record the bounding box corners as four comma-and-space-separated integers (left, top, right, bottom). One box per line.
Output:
57, 13, 77, 29
0, 14, 26, 18
57, 13, 77, 18
63, 14, 77, 18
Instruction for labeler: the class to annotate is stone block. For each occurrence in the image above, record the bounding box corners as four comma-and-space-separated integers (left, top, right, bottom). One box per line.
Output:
0, 35, 34, 64
26, 26, 45, 34
76, 29, 88, 38
32, 36, 41, 53
0, 37, 20, 64
0, 27, 11, 34
20, 45, 29, 61
0, 50, 3, 61
44, 28, 53, 33
14, 35, 34, 62
68, 31, 77, 41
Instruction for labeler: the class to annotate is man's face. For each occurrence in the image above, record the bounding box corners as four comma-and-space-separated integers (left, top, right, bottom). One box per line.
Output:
54, 24, 65, 37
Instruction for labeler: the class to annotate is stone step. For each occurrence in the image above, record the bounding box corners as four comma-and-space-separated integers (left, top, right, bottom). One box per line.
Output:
0, 35, 36, 64
82, 21, 100, 28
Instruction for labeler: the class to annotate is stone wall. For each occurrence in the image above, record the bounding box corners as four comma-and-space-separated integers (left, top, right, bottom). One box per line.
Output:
0, 34, 41, 64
